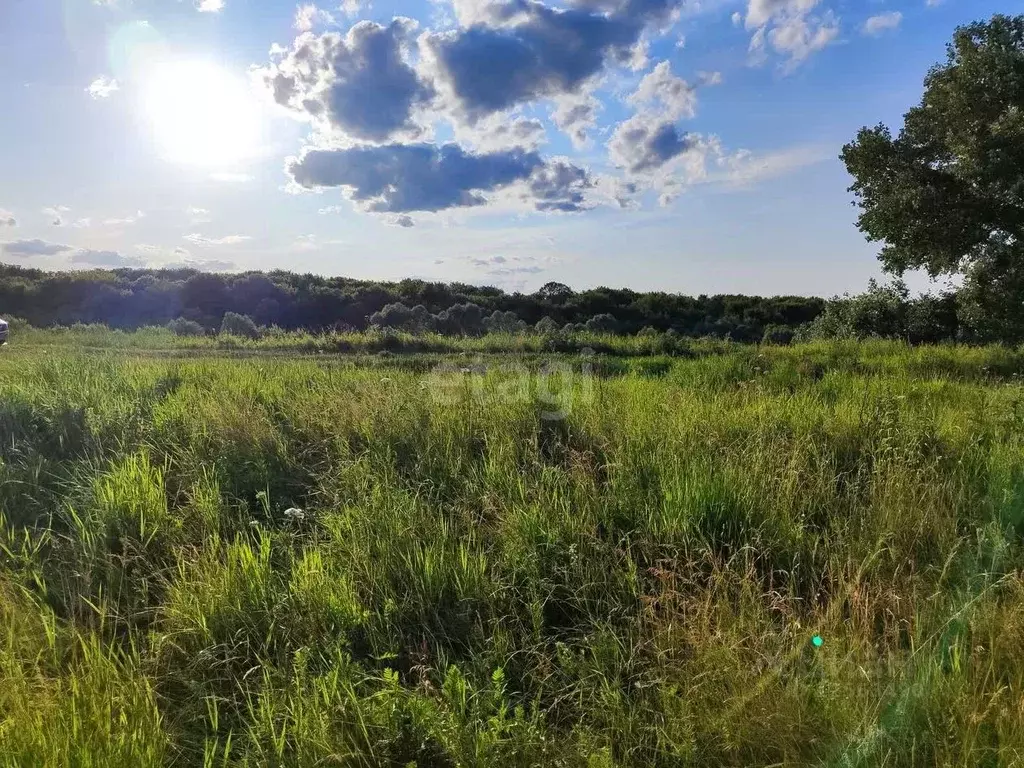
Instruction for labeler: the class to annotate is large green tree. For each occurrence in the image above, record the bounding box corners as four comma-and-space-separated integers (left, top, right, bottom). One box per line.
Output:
841, 14, 1024, 341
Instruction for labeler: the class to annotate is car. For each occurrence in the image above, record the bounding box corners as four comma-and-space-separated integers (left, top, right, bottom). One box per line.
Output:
0, 318, 7, 345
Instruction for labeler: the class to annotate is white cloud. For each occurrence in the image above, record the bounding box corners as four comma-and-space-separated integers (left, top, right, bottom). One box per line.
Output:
42, 206, 70, 226
256, 20, 433, 144
454, 114, 547, 152
102, 210, 145, 226
608, 62, 719, 178
863, 11, 902, 36
2, 239, 73, 256
87, 76, 119, 99
553, 94, 601, 149
745, 0, 818, 30
289, 233, 321, 251
628, 61, 700, 121
183, 233, 252, 246
744, 0, 839, 71
288, 143, 593, 214
294, 4, 336, 31
69, 249, 144, 268
195, 0, 224, 11
166, 257, 236, 272
0, 209, 15, 227
713, 144, 831, 187
187, 206, 212, 223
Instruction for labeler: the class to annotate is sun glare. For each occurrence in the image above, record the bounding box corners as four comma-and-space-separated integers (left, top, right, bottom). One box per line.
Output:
141, 60, 261, 167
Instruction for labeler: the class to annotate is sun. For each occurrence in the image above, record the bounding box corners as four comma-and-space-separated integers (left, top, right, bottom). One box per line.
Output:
141, 60, 262, 167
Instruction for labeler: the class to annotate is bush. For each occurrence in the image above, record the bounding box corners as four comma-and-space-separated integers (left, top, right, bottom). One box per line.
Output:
762, 324, 795, 346
535, 316, 559, 334
219, 312, 260, 339
166, 318, 205, 337
483, 310, 526, 334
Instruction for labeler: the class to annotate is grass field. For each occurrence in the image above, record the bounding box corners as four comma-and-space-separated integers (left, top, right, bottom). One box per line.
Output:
1, 333, 1023, 766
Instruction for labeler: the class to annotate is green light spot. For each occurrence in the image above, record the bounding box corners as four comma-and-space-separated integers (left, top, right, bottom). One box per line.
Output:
812, 635, 824, 648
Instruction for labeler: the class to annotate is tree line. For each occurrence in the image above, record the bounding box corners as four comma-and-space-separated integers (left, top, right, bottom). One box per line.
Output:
0, 264, 826, 342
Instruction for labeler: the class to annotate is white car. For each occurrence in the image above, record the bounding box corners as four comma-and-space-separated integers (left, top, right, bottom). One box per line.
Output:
0, 318, 7, 345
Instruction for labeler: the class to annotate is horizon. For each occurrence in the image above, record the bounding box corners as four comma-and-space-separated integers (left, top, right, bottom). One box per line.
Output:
0, 259, 922, 302
0, 0, 1003, 297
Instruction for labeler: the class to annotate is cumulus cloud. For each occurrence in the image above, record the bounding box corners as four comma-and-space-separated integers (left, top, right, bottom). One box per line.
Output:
627, 61, 700, 119
609, 179, 640, 208
42, 205, 70, 226
743, 0, 838, 71
195, 0, 224, 11
606, 61, 822, 205
455, 114, 547, 151
0, 210, 15, 227
2, 239, 73, 256
256, 19, 434, 142
87, 76, 119, 99
552, 93, 600, 147
863, 12, 901, 36
183, 233, 253, 246
420, 0, 676, 123
288, 142, 593, 214
608, 62, 714, 175
295, 4, 336, 31
610, 119, 696, 173
70, 249, 144, 268
388, 214, 416, 227
524, 158, 593, 211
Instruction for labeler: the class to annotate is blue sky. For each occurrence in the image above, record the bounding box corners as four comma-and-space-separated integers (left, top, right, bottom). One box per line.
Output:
0, 0, 1006, 295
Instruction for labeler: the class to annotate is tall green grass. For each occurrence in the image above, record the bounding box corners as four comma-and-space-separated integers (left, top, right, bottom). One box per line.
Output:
0, 340, 1022, 765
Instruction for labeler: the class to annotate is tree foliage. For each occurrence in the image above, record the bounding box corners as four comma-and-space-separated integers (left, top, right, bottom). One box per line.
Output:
0, 264, 825, 341
842, 14, 1024, 340
220, 311, 260, 339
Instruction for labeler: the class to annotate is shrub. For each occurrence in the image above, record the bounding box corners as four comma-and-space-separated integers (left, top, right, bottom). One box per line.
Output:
762, 324, 795, 346
585, 313, 619, 334
535, 316, 559, 334
483, 310, 527, 334
219, 312, 259, 339
166, 318, 205, 337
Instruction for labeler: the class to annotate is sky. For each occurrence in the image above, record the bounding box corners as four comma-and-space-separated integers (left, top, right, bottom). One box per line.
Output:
0, 0, 1007, 296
